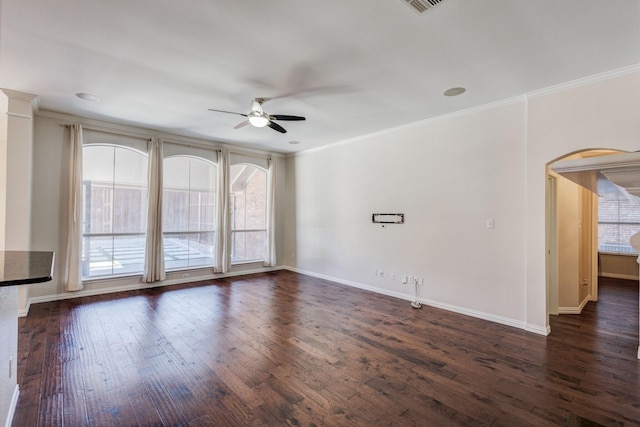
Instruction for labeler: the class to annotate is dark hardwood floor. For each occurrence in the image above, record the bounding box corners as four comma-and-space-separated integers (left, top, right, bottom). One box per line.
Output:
11, 272, 640, 426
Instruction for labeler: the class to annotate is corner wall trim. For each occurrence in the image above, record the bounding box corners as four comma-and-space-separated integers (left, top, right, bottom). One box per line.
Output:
4, 385, 19, 427
526, 324, 551, 336
599, 272, 639, 281
17, 300, 30, 318
558, 296, 590, 315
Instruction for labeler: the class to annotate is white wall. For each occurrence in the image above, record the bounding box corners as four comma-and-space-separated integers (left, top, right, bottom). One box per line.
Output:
288, 66, 640, 334
0, 93, 7, 251
555, 176, 581, 309
288, 100, 529, 328
526, 67, 640, 331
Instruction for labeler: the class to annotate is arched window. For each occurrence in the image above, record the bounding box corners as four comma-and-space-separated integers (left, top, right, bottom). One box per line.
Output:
82, 144, 148, 277
230, 164, 267, 263
163, 156, 217, 270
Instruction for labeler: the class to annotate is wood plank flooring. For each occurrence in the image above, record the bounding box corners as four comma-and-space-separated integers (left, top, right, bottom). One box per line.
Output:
12, 271, 640, 426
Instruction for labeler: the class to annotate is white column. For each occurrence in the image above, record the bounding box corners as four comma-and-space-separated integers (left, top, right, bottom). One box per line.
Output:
0, 89, 38, 427
2, 90, 38, 315
2, 89, 37, 251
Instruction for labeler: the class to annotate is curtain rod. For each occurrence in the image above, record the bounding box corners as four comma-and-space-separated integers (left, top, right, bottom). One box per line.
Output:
59, 124, 279, 158
60, 124, 151, 142
228, 150, 272, 161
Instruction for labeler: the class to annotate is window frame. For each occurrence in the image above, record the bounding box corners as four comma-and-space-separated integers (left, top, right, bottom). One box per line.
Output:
81, 143, 149, 279
162, 154, 218, 271
597, 195, 640, 255
229, 162, 268, 265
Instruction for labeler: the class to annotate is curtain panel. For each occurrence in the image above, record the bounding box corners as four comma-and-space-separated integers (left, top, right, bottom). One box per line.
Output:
215, 150, 231, 273
264, 157, 277, 267
64, 124, 84, 291
143, 138, 165, 282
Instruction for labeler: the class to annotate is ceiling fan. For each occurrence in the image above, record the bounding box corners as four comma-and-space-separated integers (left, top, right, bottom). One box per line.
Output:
208, 98, 305, 133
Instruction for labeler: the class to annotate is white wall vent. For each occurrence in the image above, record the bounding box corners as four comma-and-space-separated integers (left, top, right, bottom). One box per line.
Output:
400, 0, 444, 15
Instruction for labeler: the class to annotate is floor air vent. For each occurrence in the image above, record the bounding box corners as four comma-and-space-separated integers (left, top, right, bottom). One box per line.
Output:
401, 0, 444, 15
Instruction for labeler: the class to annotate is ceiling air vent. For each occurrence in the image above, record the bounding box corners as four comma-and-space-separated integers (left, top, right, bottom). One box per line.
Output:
401, 0, 444, 15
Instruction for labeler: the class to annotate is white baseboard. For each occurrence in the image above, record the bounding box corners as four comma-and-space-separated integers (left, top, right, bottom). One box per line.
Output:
285, 267, 544, 335
19, 265, 550, 337
4, 385, 19, 427
557, 307, 582, 314
599, 272, 639, 281
19, 266, 282, 317
558, 295, 590, 315
17, 300, 30, 318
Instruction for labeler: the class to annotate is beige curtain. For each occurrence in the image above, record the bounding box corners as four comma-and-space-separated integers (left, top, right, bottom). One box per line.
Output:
143, 138, 165, 282
264, 157, 277, 267
64, 124, 84, 291
215, 150, 231, 273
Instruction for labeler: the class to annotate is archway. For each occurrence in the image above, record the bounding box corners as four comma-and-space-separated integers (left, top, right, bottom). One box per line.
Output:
546, 149, 626, 317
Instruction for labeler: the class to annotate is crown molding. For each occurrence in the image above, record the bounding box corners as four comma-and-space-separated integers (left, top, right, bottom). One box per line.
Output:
527, 63, 640, 99
297, 95, 527, 156
36, 109, 285, 159
1, 89, 39, 111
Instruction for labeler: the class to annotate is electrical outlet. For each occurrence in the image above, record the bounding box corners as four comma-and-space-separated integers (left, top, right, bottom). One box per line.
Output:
408, 275, 414, 285
378, 270, 384, 278
402, 275, 407, 284
390, 272, 396, 280
418, 277, 424, 285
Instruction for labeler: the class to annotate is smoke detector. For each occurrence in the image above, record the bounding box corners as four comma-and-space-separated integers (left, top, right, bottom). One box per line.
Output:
400, 0, 444, 15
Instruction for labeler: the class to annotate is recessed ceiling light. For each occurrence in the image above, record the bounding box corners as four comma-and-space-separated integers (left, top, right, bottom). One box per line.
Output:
76, 92, 100, 102
288, 140, 300, 145
443, 87, 466, 97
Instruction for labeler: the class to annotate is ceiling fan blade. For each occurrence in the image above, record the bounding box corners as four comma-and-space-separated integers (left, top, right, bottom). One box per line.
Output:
270, 115, 306, 121
267, 121, 287, 133
208, 108, 247, 117
234, 120, 250, 129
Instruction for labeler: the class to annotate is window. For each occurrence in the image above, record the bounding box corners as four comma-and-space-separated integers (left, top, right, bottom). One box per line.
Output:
163, 156, 216, 270
230, 164, 266, 263
82, 145, 148, 277
598, 195, 640, 254
78, 132, 271, 279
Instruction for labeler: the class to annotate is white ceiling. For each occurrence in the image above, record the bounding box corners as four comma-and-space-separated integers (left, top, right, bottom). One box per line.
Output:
1, 0, 639, 153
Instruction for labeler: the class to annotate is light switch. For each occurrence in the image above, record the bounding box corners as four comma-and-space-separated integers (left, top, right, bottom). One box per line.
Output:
486, 219, 495, 229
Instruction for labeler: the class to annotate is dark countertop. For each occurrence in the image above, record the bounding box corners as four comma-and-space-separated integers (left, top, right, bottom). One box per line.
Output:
0, 251, 55, 286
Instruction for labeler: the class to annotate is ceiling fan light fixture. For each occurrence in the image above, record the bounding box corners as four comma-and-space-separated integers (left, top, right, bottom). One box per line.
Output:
248, 114, 269, 127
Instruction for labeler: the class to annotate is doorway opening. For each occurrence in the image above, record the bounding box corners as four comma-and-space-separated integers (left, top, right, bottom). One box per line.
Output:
546, 149, 626, 317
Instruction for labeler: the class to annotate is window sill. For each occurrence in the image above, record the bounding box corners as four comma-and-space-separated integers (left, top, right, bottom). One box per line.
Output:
231, 260, 265, 266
